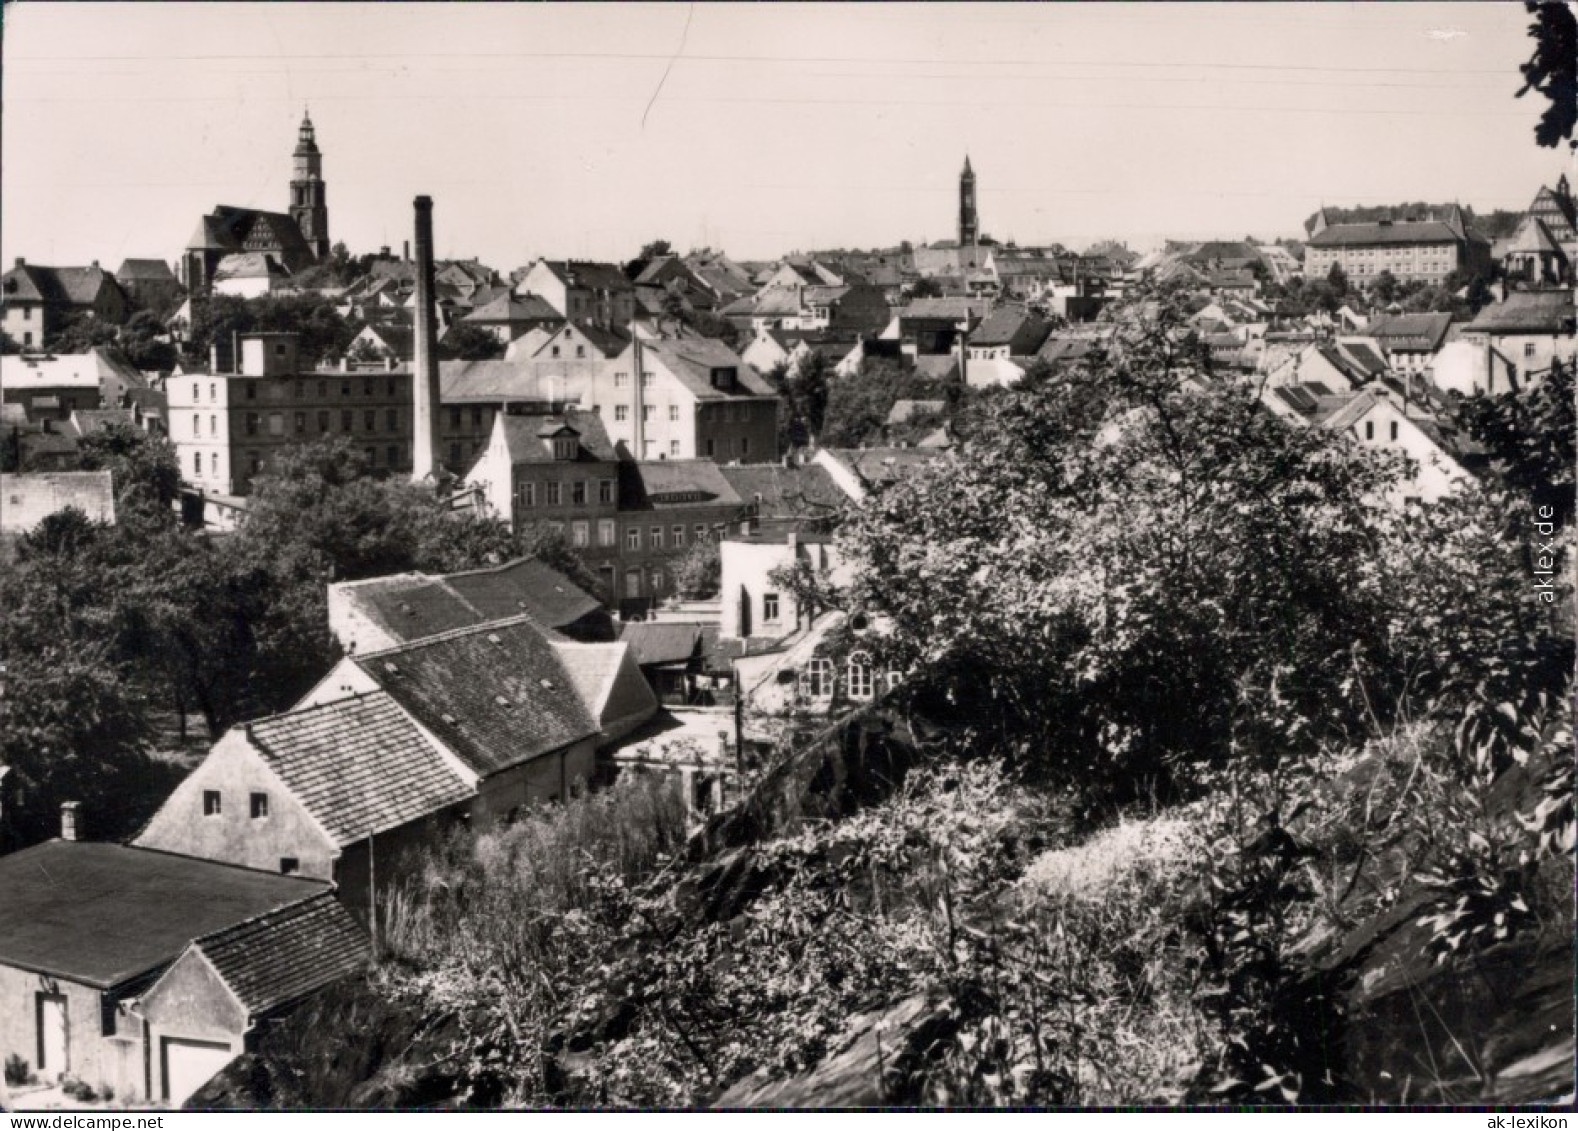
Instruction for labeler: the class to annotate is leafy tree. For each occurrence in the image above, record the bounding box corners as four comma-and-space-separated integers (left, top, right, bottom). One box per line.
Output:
1455, 358, 1576, 526
909, 277, 944, 299
1370, 269, 1399, 305
45, 312, 120, 353
77, 422, 182, 520
1517, 0, 1578, 150
672, 534, 721, 599
182, 293, 354, 368
1325, 262, 1349, 297
640, 239, 674, 260
439, 323, 506, 361
820, 357, 953, 449
511, 522, 600, 595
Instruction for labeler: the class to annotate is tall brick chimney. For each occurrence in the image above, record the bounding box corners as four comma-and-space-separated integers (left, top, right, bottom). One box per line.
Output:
411, 195, 442, 482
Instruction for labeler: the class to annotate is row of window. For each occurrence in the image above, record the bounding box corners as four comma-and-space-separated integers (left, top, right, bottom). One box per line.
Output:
192, 444, 405, 478
203, 789, 268, 818
567, 520, 712, 551
186, 377, 404, 404
191, 408, 405, 439
798, 653, 898, 701
515, 478, 617, 508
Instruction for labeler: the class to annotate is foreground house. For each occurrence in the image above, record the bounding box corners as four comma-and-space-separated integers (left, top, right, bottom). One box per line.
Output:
1458, 290, 1576, 386
0, 836, 360, 1106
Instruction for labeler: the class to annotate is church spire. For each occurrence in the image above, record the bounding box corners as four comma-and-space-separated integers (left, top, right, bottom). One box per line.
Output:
290, 112, 329, 260
959, 155, 978, 248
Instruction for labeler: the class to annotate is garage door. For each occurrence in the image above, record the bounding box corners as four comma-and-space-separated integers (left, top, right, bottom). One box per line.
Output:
161, 1037, 234, 1106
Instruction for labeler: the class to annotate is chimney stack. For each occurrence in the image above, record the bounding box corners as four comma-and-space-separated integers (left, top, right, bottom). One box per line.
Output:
14, 257, 24, 268
411, 196, 443, 482
61, 801, 81, 842
403, 240, 411, 263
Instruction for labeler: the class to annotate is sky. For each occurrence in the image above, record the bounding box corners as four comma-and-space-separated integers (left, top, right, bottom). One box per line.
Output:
2, 1, 1574, 270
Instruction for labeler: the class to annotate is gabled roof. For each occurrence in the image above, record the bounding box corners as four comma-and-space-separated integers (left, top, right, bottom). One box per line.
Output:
750, 287, 805, 317
497, 408, 618, 463
550, 640, 642, 722
718, 463, 846, 517
1, 263, 122, 307
339, 573, 486, 644
617, 621, 703, 666
899, 297, 989, 324
622, 459, 744, 510
642, 339, 777, 399
1463, 289, 1577, 335
246, 691, 473, 844
971, 308, 1051, 351
1, 347, 145, 391
0, 841, 329, 990
439, 359, 545, 402
115, 258, 178, 283
190, 893, 369, 1017
1317, 390, 1380, 433
537, 260, 633, 293
1506, 215, 1566, 256
443, 557, 603, 628
462, 292, 561, 324
1365, 312, 1454, 353
353, 616, 600, 777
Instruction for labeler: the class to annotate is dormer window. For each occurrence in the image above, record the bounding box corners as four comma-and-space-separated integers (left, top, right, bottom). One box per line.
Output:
710, 367, 738, 390
553, 437, 577, 460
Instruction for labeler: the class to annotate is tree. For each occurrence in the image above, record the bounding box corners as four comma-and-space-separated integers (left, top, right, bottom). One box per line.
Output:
1455, 359, 1576, 526
1371, 269, 1399, 305
1325, 262, 1349, 297
640, 239, 674, 260
1517, 0, 1578, 150
511, 521, 601, 595
909, 277, 944, 299
439, 323, 506, 361
76, 422, 183, 520
45, 312, 120, 354
821, 357, 953, 449
671, 534, 721, 599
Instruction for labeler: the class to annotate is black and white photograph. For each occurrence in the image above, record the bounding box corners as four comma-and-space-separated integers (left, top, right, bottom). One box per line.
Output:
0, 0, 1573, 1113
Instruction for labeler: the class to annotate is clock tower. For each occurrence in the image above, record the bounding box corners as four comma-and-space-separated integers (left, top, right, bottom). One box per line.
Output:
959, 155, 978, 248
290, 111, 330, 261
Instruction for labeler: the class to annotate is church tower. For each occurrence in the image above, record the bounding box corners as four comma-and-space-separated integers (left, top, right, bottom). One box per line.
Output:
959, 155, 978, 248
290, 111, 330, 261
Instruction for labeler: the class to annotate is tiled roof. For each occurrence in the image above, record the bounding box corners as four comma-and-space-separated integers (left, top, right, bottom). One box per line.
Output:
1365, 312, 1454, 353
354, 616, 599, 777
439, 359, 543, 402
1463, 290, 1577, 335
463, 292, 561, 324
623, 459, 744, 511
497, 408, 618, 463
900, 297, 988, 323
644, 339, 777, 399
443, 557, 603, 628
750, 287, 805, 317
912, 354, 961, 381
551, 641, 648, 724
718, 463, 846, 517
0, 841, 328, 989
1, 264, 121, 307
192, 893, 369, 1016
1307, 220, 1463, 248
618, 621, 703, 666
342, 573, 487, 644
246, 692, 474, 843
115, 258, 177, 283
1318, 390, 1379, 433
972, 309, 1050, 350
1506, 215, 1565, 256
538, 260, 633, 292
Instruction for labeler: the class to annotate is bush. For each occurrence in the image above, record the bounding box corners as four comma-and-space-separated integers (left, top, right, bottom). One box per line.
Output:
5, 1053, 36, 1087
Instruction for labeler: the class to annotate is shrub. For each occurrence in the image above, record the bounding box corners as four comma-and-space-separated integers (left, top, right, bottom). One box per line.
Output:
4, 1053, 36, 1087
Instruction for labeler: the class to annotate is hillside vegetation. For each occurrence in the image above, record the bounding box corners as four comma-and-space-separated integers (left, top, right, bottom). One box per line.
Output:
196, 301, 1574, 1109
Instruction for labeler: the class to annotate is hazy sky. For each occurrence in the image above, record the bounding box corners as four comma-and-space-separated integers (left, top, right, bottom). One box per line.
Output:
3, 2, 1573, 269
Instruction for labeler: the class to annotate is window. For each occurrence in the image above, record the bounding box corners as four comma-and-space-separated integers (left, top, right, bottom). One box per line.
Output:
650, 567, 665, 592
450, 442, 462, 465
1364, 421, 1374, 441
614, 372, 629, 388
740, 437, 750, 457
211, 452, 220, 476
668, 404, 680, 422
450, 407, 462, 428
341, 381, 352, 396
472, 407, 483, 427
363, 409, 375, 432
572, 480, 587, 505
518, 481, 536, 508
269, 413, 284, 436
22, 331, 31, 346
670, 440, 681, 457
203, 790, 222, 816
553, 437, 577, 460
641, 371, 654, 388
846, 651, 875, 699
625, 569, 643, 598
250, 453, 262, 475
387, 408, 398, 431
598, 519, 617, 546
705, 438, 716, 457
598, 479, 614, 504
1389, 421, 1398, 442
615, 405, 629, 422
576, 345, 585, 358
295, 411, 306, 433
194, 416, 203, 437
317, 410, 330, 432
193, 452, 202, 474
366, 447, 377, 466
1525, 342, 1537, 358
627, 526, 642, 551
546, 481, 562, 505
363, 378, 375, 396
695, 524, 707, 542
279, 857, 300, 876
245, 383, 257, 400
387, 445, 400, 466
318, 380, 328, 398
245, 412, 259, 436
572, 520, 590, 547
551, 346, 561, 358
800, 657, 834, 699
763, 592, 781, 622
341, 410, 353, 432
250, 792, 269, 819
651, 526, 664, 550
642, 406, 654, 422
673, 524, 685, 548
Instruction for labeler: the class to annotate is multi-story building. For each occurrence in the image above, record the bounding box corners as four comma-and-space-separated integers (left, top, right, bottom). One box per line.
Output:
1303, 206, 1489, 287
590, 338, 779, 463
1, 259, 129, 348
513, 259, 635, 330
167, 332, 412, 496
